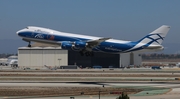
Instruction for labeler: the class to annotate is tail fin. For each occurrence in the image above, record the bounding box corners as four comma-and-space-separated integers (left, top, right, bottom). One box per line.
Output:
138, 25, 170, 45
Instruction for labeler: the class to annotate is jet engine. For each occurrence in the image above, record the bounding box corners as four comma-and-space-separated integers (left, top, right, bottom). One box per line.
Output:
61, 41, 73, 50
74, 41, 87, 49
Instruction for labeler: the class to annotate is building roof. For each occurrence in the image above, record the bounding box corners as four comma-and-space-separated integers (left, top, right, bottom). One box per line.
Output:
18, 47, 63, 50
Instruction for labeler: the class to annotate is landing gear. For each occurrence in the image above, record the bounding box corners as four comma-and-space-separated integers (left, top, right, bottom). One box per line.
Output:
79, 51, 84, 56
85, 52, 94, 56
85, 52, 90, 56
27, 42, 31, 47
79, 51, 94, 57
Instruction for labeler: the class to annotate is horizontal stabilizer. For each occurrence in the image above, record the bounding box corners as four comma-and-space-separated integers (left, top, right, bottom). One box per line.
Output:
145, 45, 163, 49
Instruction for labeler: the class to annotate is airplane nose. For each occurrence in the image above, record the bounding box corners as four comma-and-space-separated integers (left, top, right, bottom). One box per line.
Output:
16, 31, 20, 35
16, 30, 24, 36
17, 31, 23, 36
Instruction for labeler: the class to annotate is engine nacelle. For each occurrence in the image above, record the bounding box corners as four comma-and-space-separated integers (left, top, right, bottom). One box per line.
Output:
61, 41, 73, 50
74, 41, 87, 49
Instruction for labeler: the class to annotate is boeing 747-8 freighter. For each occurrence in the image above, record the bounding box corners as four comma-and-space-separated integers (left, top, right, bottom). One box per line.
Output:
17, 25, 170, 56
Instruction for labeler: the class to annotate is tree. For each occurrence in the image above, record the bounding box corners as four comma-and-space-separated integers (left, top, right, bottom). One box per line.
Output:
116, 92, 129, 99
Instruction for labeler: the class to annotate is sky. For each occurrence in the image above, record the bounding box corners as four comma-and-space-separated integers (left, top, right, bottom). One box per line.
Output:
0, 0, 180, 54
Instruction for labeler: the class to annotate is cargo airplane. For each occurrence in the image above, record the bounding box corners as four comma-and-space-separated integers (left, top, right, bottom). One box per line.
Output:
17, 25, 170, 56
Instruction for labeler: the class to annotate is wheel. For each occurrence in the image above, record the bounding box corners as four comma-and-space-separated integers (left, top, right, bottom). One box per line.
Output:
28, 44, 31, 47
91, 52, 94, 57
85, 52, 90, 56
79, 51, 84, 56
28, 41, 31, 47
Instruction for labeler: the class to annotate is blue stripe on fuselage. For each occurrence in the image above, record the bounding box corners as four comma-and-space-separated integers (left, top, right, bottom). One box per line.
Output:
97, 42, 137, 52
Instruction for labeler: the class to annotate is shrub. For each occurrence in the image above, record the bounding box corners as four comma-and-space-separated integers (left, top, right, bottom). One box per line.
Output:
116, 92, 129, 99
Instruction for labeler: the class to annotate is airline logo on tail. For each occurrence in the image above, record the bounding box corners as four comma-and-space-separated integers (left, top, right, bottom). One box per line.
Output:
124, 25, 170, 52
139, 25, 170, 45
145, 34, 164, 44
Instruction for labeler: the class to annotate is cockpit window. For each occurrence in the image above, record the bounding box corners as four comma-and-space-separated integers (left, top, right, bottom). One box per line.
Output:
25, 27, 29, 29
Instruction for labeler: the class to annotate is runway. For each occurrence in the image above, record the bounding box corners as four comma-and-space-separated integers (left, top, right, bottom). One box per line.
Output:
0, 70, 180, 99
0, 81, 180, 99
1, 72, 180, 75
0, 81, 180, 87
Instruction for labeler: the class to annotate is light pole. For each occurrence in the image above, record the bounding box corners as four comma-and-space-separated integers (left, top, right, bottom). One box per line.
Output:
99, 91, 101, 99
120, 54, 122, 68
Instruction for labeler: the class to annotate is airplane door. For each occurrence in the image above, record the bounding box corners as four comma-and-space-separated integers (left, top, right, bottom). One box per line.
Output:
31, 32, 34, 38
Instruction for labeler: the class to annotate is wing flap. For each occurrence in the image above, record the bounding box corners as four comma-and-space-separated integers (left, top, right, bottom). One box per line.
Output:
87, 37, 111, 46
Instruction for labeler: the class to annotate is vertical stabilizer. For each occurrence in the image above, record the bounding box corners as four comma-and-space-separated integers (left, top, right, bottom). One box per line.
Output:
139, 25, 170, 45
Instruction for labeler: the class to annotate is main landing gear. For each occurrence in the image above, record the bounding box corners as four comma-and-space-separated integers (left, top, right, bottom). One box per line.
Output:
28, 42, 31, 47
79, 51, 94, 57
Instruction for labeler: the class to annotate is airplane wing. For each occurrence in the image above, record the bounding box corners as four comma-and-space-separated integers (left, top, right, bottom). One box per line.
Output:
58, 37, 111, 51
86, 37, 111, 48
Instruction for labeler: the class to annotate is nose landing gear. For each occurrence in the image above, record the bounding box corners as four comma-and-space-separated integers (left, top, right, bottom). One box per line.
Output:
28, 42, 31, 47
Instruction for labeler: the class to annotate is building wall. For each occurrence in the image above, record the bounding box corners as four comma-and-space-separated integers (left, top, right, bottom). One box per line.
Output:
18, 47, 68, 68
120, 53, 130, 67
18, 47, 141, 68
120, 52, 142, 67
133, 53, 142, 66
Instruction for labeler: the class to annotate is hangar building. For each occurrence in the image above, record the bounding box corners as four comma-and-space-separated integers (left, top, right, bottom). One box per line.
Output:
18, 47, 142, 68
18, 47, 68, 68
